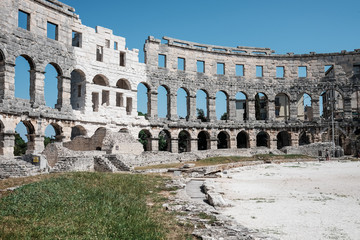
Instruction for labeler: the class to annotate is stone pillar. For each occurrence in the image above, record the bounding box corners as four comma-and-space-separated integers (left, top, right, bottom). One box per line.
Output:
1, 62, 15, 100
230, 136, 237, 149
191, 139, 198, 152
171, 139, 178, 153
30, 70, 46, 107
2, 132, 15, 157
149, 91, 158, 119
343, 96, 352, 120
168, 93, 178, 120
292, 132, 299, 147
26, 134, 45, 154
289, 99, 298, 121
210, 138, 218, 149
188, 95, 197, 121
268, 99, 275, 121
151, 138, 159, 151
208, 96, 217, 121
229, 98, 237, 121
270, 133, 277, 149
312, 98, 320, 121
248, 99, 256, 121
56, 76, 72, 111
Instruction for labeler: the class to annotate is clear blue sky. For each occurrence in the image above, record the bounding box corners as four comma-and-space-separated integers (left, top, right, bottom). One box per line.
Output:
15, 0, 360, 139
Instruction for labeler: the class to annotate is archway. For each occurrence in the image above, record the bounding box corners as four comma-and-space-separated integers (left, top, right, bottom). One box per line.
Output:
275, 93, 290, 120
216, 91, 229, 120
198, 131, 210, 150
137, 83, 151, 117
14, 120, 35, 155
297, 93, 312, 121
351, 91, 360, 120
237, 131, 249, 148
320, 90, 344, 120
277, 131, 291, 149
159, 130, 171, 152
15, 55, 35, 100
157, 85, 170, 118
138, 129, 152, 151
116, 79, 131, 90
299, 131, 311, 146
70, 69, 86, 110
93, 74, 108, 86
217, 131, 230, 149
235, 92, 248, 120
255, 93, 268, 120
71, 125, 87, 140
196, 89, 208, 121
44, 63, 62, 108
177, 88, 189, 119
256, 131, 269, 147
178, 130, 191, 153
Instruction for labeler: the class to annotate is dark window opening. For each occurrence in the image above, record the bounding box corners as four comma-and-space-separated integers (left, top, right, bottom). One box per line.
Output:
105, 39, 110, 48
116, 92, 123, 107
72, 31, 82, 47
77, 85, 81, 97
18, 10, 30, 30
120, 52, 126, 67
353, 65, 360, 75
102, 90, 109, 106
114, 41, 118, 50
47, 22, 58, 40
96, 46, 103, 62
92, 92, 99, 112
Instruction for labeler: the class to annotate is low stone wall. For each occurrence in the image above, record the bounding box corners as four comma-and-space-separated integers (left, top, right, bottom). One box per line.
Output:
281, 142, 344, 157
0, 157, 39, 179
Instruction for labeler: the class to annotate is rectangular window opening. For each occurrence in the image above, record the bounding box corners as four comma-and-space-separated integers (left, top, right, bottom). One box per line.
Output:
72, 31, 82, 47
276, 66, 284, 78
47, 21, 58, 40
116, 93, 123, 107
120, 52, 126, 67
178, 57, 185, 71
256, 66, 263, 77
236, 64, 244, 76
126, 97, 133, 114
354, 65, 360, 75
105, 39, 110, 48
18, 10, 30, 30
102, 90, 109, 106
158, 54, 166, 68
197, 60, 205, 73
114, 41, 118, 50
96, 45, 103, 62
217, 63, 225, 75
77, 85, 82, 97
92, 92, 99, 112
298, 66, 307, 78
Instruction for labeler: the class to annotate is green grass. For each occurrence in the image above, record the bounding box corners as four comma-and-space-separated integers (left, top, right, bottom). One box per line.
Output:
0, 172, 190, 239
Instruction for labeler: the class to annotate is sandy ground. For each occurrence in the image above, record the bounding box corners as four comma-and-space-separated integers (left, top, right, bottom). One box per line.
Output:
213, 161, 360, 240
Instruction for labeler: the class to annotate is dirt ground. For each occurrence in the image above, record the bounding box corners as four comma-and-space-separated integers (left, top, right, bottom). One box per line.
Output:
213, 160, 360, 240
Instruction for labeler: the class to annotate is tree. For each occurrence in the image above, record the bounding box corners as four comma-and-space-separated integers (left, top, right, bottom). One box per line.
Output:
220, 112, 228, 120
197, 108, 207, 122
44, 136, 55, 147
178, 131, 189, 153
138, 130, 149, 151
14, 132, 27, 156
138, 111, 147, 117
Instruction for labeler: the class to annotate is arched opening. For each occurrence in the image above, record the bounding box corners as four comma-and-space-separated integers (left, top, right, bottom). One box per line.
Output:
235, 92, 248, 120
196, 89, 208, 122
159, 130, 171, 152
138, 129, 152, 151
15, 55, 34, 100
351, 91, 360, 120
116, 79, 131, 90
216, 91, 229, 120
237, 131, 249, 148
137, 83, 150, 117
198, 131, 210, 150
275, 93, 290, 121
255, 93, 268, 120
44, 125, 56, 147
157, 85, 170, 118
256, 131, 269, 148
14, 121, 35, 156
217, 131, 230, 149
70, 69, 86, 110
299, 131, 311, 146
320, 90, 344, 120
93, 74, 108, 86
71, 125, 87, 140
297, 93, 312, 121
44, 63, 62, 108
277, 131, 291, 149
178, 130, 191, 153
177, 88, 189, 119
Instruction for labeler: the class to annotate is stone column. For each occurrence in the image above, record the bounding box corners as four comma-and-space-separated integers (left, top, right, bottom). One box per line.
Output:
1, 62, 15, 100
210, 137, 218, 149
149, 91, 158, 119
289, 99, 298, 121
56, 76, 72, 111
291, 132, 299, 147
230, 136, 237, 149
171, 139, 178, 153
26, 134, 45, 154
229, 98, 237, 121
151, 138, 159, 151
270, 133, 277, 149
2, 132, 15, 157
343, 96, 352, 120
268, 99, 275, 121
168, 93, 178, 120
30, 70, 45, 107
312, 98, 320, 121
248, 99, 256, 121
191, 139, 198, 152
188, 95, 197, 121
208, 96, 217, 121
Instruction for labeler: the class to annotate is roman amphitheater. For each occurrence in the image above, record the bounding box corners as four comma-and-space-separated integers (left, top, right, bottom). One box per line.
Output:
0, 0, 360, 176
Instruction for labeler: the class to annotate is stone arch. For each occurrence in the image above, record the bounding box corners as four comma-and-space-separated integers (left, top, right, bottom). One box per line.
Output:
139, 129, 152, 151
45, 122, 63, 142
15, 55, 35, 100
235, 91, 248, 120
198, 131, 210, 150
157, 85, 170, 118
93, 74, 109, 86
159, 130, 171, 152
297, 92, 313, 121
71, 125, 87, 140
256, 131, 269, 148
277, 131, 291, 149
116, 79, 131, 90
275, 93, 290, 121
237, 131, 249, 148
178, 130, 191, 153
255, 92, 268, 120
299, 131, 311, 146
177, 87, 190, 119
44, 63, 63, 108
196, 89, 209, 121
217, 131, 230, 149
14, 120, 35, 155
320, 89, 344, 120
137, 82, 151, 116
216, 90, 229, 120
70, 69, 86, 110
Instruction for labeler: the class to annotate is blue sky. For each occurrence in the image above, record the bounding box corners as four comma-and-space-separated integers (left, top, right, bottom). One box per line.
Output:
15, 0, 360, 139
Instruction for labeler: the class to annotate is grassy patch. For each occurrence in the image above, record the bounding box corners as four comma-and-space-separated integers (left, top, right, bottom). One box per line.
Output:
0, 172, 192, 239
